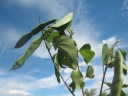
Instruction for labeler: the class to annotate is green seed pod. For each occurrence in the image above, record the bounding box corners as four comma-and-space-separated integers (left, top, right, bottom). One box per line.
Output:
14, 19, 57, 48
11, 34, 44, 70
110, 50, 124, 96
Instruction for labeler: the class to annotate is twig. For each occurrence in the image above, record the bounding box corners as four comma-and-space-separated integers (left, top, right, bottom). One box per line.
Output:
99, 66, 108, 96
77, 62, 85, 96
38, 16, 40, 24
102, 88, 110, 92
66, 76, 71, 82
44, 40, 75, 96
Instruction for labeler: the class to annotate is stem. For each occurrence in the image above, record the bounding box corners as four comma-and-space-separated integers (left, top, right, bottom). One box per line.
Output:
102, 88, 110, 92
44, 40, 75, 96
77, 63, 85, 96
99, 66, 108, 96
66, 76, 71, 82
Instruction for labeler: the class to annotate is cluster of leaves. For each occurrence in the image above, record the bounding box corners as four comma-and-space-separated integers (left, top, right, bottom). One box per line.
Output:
84, 88, 108, 96
11, 12, 95, 95
10, 12, 128, 96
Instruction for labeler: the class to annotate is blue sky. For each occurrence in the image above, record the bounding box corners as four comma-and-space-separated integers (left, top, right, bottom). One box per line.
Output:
0, 0, 128, 96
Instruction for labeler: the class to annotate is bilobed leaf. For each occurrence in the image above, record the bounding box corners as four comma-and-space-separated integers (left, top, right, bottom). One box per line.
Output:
102, 44, 109, 63
71, 70, 84, 89
53, 54, 61, 83
52, 12, 73, 31
10, 34, 44, 70
53, 34, 78, 70
79, 44, 95, 64
14, 19, 57, 48
86, 65, 94, 79
120, 49, 128, 61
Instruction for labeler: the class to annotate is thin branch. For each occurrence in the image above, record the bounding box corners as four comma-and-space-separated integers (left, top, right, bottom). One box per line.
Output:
102, 88, 110, 92
99, 66, 108, 96
38, 16, 40, 24
66, 76, 71, 82
77, 61, 85, 96
84, 76, 86, 79
44, 40, 75, 96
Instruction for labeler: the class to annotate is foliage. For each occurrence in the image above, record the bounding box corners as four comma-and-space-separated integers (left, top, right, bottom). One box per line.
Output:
10, 12, 128, 96
84, 88, 96, 96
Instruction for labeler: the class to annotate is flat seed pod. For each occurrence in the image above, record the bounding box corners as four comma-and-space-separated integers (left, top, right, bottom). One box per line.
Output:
14, 19, 57, 48
11, 34, 44, 70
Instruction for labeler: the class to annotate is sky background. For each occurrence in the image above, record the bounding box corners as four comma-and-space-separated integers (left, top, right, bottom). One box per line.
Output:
0, 0, 128, 96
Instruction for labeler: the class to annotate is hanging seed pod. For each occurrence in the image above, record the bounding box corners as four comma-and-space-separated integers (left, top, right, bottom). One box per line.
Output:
10, 34, 44, 70
110, 50, 124, 96
14, 19, 56, 48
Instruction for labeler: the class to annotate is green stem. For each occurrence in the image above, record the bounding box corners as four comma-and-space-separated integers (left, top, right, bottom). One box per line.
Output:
102, 88, 110, 92
44, 40, 75, 96
99, 66, 108, 96
77, 62, 85, 96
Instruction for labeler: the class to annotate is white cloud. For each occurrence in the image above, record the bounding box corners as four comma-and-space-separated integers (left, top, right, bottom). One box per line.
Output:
8, 90, 33, 96
122, 0, 128, 18
0, 72, 61, 96
63, 68, 72, 74
122, 0, 128, 10
79, 61, 86, 67
102, 36, 116, 45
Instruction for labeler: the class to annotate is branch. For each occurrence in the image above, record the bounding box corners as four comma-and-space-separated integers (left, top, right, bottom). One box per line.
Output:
99, 66, 108, 96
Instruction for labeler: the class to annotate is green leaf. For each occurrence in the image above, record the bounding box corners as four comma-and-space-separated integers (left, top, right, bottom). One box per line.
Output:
122, 84, 128, 88
42, 26, 54, 40
53, 54, 61, 83
104, 82, 128, 89
45, 40, 51, 50
61, 57, 74, 69
10, 34, 44, 70
102, 44, 109, 63
53, 34, 78, 70
48, 32, 59, 42
69, 82, 76, 93
121, 90, 126, 96
120, 49, 128, 61
103, 43, 116, 65
14, 19, 57, 48
57, 50, 66, 68
79, 44, 95, 64
80, 44, 91, 50
71, 70, 84, 89
123, 63, 127, 75
123, 64, 128, 71
86, 65, 94, 79
53, 36, 59, 50
104, 82, 112, 87
52, 12, 73, 31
